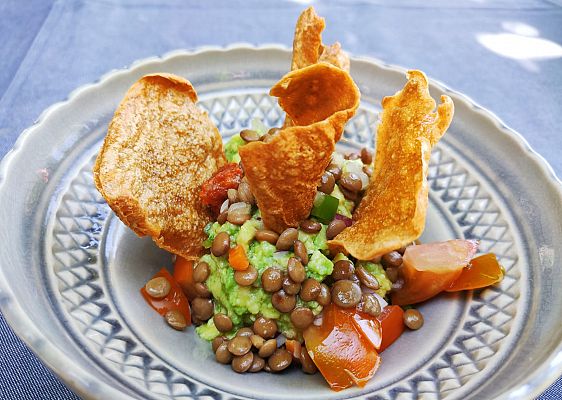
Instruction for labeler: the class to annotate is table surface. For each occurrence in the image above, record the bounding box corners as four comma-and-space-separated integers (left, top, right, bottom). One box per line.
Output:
0, 0, 561, 399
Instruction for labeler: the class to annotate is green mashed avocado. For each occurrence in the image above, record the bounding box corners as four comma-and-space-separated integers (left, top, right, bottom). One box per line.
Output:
196, 132, 392, 342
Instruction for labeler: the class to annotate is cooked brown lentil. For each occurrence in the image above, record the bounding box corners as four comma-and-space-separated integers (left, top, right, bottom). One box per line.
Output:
356, 266, 380, 290
300, 347, 318, 374
228, 336, 252, 356
249, 355, 266, 373
331, 280, 362, 308
385, 267, 399, 283
217, 211, 228, 224
332, 260, 355, 281
237, 181, 255, 205
293, 240, 308, 265
300, 278, 321, 301
261, 133, 274, 143
360, 147, 373, 165
326, 164, 342, 180
215, 341, 233, 364
164, 310, 187, 330
234, 264, 258, 286
340, 186, 359, 201
268, 127, 280, 135
227, 203, 251, 225
191, 298, 213, 320
213, 313, 233, 333
250, 334, 265, 349
318, 171, 336, 194
232, 352, 254, 373
258, 339, 277, 358
240, 129, 260, 142
212, 336, 226, 353
381, 251, 403, 268
361, 294, 381, 317
268, 349, 292, 372
211, 231, 230, 257
299, 219, 322, 234
290, 307, 314, 330
253, 317, 278, 339
193, 261, 210, 283
345, 152, 360, 160
261, 267, 283, 292
145, 277, 171, 299
317, 283, 331, 306
255, 229, 279, 244
193, 282, 211, 298
404, 309, 424, 330
326, 219, 347, 240
227, 188, 239, 204
283, 276, 301, 295
363, 165, 373, 176
276, 228, 298, 251
271, 289, 297, 313
287, 257, 306, 283
236, 327, 254, 337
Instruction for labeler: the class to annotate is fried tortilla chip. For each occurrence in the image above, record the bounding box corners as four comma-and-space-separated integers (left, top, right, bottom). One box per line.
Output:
319, 42, 350, 72
94, 73, 225, 259
271, 62, 357, 133
239, 63, 360, 233
291, 7, 350, 72
329, 70, 454, 260
291, 7, 326, 71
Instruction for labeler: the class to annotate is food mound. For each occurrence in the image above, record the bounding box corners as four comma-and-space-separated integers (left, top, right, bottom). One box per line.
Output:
94, 6, 504, 392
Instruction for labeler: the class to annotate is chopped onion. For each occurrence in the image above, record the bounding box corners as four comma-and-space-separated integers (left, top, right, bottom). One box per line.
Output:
219, 199, 229, 214
334, 214, 353, 227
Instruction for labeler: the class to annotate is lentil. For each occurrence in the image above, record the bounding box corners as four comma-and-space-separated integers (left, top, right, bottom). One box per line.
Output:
318, 171, 335, 194
332, 260, 355, 281
213, 313, 233, 333
404, 309, 424, 330
255, 229, 279, 244
253, 317, 278, 339
290, 307, 314, 330
356, 266, 380, 290
258, 339, 277, 358
261, 267, 284, 292
145, 277, 171, 299
215, 341, 233, 364
287, 257, 306, 283
268, 349, 292, 372
211, 231, 230, 257
234, 264, 258, 286
381, 251, 403, 268
232, 352, 254, 373
191, 298, 213, 320
164, 310, 187, 331
276, 228, 298, 251
326, 219, 346, 240
193, 261, 210, 283
300, 279, 321, 301
331, 280, 362, 308
293, 240, 308, 265
299, 219, 322, 234
272, 289, 297, 313
240, 129, 260, 142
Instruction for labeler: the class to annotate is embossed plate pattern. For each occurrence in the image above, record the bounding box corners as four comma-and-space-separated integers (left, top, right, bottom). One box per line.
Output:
0, 46, 561, 400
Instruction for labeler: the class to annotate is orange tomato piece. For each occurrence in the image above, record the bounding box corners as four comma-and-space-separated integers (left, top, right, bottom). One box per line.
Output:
228, 245, 249, 271
285, 339, 302, 359
140, 268, 191, 325
376, 305, 405, 352
391, 239, 478, 305
173, 256, 198, 300
352, 311, 382, 350
446, 253, 504, 292
303, 304, 381, 391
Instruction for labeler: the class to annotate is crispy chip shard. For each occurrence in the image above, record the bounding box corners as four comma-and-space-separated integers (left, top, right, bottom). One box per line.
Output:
93, 73, 225, 260
291, 7, 326, 71
239, 63, 360, 233
329, 70, 454, 260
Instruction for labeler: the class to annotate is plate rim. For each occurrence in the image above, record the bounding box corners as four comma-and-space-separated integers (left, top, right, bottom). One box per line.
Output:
0, 43, 561, 400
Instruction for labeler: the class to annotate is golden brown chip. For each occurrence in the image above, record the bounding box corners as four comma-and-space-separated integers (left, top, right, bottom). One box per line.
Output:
291, 6, 326, 71
319, 42, 350, 72
240, 63, 360, 233
270, 62, 358, 129
94, 73, 225, 260
329, 70, 454, 260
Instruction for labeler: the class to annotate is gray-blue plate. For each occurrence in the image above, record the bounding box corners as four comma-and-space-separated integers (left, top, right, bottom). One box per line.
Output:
0, 46, 561, 400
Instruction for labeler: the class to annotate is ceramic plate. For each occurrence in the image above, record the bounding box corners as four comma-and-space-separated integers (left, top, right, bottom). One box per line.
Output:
1, 46, 561, 400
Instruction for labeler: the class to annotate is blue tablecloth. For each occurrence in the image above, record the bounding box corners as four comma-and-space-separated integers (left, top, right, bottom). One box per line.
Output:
0, 1, 561, 398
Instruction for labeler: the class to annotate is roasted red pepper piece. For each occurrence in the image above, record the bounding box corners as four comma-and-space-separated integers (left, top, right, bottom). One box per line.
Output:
376, 305, 405, 352
200, 163, 243, 213
141, 268, 191, 325
446, 253, 504, 292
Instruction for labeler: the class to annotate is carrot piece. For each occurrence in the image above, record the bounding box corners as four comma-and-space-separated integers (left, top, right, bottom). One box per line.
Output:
228, 245, 249, 271
140, 268, 191, 325
173, 256, 198, 300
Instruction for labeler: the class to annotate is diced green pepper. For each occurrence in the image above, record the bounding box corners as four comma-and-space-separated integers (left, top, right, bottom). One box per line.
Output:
311, 192, 339, 223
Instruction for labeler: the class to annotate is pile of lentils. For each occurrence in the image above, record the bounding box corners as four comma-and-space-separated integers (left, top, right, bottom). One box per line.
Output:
143, 134, 425, 373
